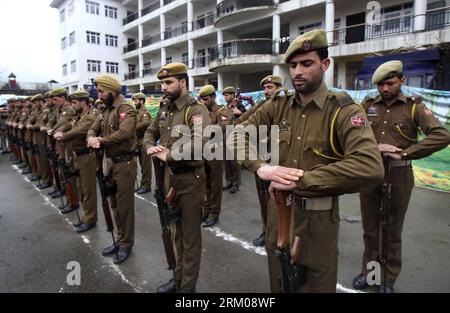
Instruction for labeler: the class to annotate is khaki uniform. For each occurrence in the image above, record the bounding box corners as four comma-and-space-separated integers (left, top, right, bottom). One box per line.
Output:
36, 107, 52, 184
221, 101, 241, 188
88, 95, 137, 250
143, 93, 210, 290
17, 107, 31, 168
233, 84, 384, 292
135, 104, 153, 190
61, 108, 98, 225
27, 107, 42, 176
360, 92, 450, 286
203, 102, 224, 220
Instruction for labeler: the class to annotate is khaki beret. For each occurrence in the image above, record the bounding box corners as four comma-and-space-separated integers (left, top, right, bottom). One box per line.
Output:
260, 75, 283, 88
69, 90, 90, 100
222, 86, 235, 94
199, 85, 216, 97
94, 75, 122, 93
372, 60, 403, 84
156, 63, 188, 80
132, 93, 146, 100
284, 29, 328, 63
31, 94, 44, 102
50, 88, 68, 98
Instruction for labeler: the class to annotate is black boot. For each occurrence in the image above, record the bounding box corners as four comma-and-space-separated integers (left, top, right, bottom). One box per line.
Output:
156, 279, 178, 293
252, 232, 266, 247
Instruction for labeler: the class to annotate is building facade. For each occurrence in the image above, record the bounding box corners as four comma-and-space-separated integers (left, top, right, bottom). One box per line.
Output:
51, 0, 128, 93
52, 0, 450, 93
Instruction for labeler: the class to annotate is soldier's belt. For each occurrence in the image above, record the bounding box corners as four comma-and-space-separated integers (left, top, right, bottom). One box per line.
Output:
72, 147, 92, 157
111, 153, 135, 164
168, 165, 196, 175
293, 196, 334, 211
389, 159, 411, 167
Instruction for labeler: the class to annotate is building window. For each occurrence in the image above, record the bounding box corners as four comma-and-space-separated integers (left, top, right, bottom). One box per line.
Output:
68, 0, 74, 16
61, 37, 66, 49
182, 53, 189, 66
105, 34, 118, 47
87, 60, 101, 72
86, 31, 100, 44
105, 5, 118, 19
62, 64, 68, 76
299, 22, 322, 35
69, 31, 76, 45
165, 56, 172, 64
70, 60, 76, 73
85, 1, 99, 15
106, 62, 119, 74
60, 9, 65, 22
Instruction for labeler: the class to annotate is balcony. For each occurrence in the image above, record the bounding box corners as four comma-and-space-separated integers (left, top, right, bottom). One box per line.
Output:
142, 66, 160, 78
193, 55, 211, 68
142, 33, 161, 48
141, 1, 160, 17
215, 0, 275, 28
164, 23, 188, 40
123, 42, 138, 54
191, 13, 215, 31
331, 14, 414, 46
426, 7, 450, 31
209, 38, 277, 71
163, 0, 175, 4
124, 71, 139, 81
123, 11, 139, 26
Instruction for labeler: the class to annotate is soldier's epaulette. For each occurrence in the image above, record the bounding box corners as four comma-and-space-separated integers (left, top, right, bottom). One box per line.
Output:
408, 95, 422, 104
271, 87, 293, 100
124, 100, 136, 111
331, 91, 355, 107
362, 95, 374, 103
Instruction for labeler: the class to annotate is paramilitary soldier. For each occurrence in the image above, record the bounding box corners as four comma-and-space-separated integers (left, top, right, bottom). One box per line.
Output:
144, 63, 210, 293
35, 92, 53, 189
26, 94, 44, 182
353, 60, 450, 293
55, 90, 98, 233
87, 75, 137, 264
198, 84, 223, 228
230, 29, 384, 292
132, 92, 153, 194
235, 75, 283, 247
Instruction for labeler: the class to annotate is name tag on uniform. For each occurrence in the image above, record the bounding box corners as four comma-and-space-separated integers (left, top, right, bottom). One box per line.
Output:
367, 106, 378, 117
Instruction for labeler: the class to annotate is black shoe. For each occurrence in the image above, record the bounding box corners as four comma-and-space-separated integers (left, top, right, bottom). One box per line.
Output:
202, 217, 218, 228
222, 184, 232, 190
352, 273, 369, 290
156, 279, 178, 293
379, 283, 394, 293
22, 168, 31, 175
48, 189, 58, 196
101, 244, 119, 256
177, 287, 196, 293
113, 248, 131, 264
229, 186, 239, 193
17, 163, 27, 168
39, 182, 52, 190
72, 221, 83, 228
252, 232, 266, 247
30, 175, 41, 182
51, 190, 64, 198
76, 223, 96, 233
136, 187, 151, 194
61, 205, 76, 214
10, 156, 17, 161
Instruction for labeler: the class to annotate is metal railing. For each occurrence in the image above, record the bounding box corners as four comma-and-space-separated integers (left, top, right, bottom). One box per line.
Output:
142, 33, 161, 48
124, 71, 139, 80
164, 23, 188, 40
123, 42, 138, 53
163, 0, 175, 5
332, 14, 414, 46
426, 6, 450, 30
193, 55, 211, 68
191, 13, 215, 30
210, 38, 275, 62
142, 66, 159, 77
217, 0, 274, 19
123, 11, 139, 26
141, 1, 160, 16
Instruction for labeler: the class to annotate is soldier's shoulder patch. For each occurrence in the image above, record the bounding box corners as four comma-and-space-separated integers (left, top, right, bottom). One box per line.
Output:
350, 114, 367, 127
142, 112, 149, 117
334, 92, 355, 107
423, 107, 433, 116
119, 112, 127, 121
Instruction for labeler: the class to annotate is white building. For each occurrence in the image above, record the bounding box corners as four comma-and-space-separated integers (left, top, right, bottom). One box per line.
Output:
50, 0, 129, 93
119, 0, 450, 93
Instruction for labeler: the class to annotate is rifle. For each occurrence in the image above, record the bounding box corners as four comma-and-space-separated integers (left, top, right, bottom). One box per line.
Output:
255, 176, 270, 228
48, 136, 63, 194
152, 156, 179, 271
274, 191, 307, 293
379, 155, 391, 292
235, 88, 254, 113
95, 150, 118, 257
29, 130, 40, 181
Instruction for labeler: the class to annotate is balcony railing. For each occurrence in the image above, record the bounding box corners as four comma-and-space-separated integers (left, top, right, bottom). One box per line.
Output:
163, 0, 175, 5
123, 42, 138, 53
210, 38, 275, 62
332, 15, 414, 46
217, 0, 274, 19
164, 23, 188, 40
142, 33, 161, 48
193, 55, 211, 68
142, 66, 159, 77
426, 7, 450, 30
124, 71, 139, 80
191, 13, 215, 31
123, 11, 139, 26
141, 1, 160, 17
